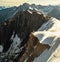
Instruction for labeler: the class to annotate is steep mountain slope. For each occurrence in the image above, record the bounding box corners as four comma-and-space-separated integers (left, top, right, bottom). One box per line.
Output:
31, 17, 60, 62
0, 8, 49, 62
0, 3, 60, 62
17, 17, 60, 62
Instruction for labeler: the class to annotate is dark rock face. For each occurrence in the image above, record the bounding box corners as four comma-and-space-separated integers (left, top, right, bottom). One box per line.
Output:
0, 21, 14, 52
0, 9, 50, 62
12, 10, 49, 40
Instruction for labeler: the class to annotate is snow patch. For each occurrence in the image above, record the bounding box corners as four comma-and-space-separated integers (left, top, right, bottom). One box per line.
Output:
29, 7, 33, 10
27, 10, 32, 14
33, 31, 60, 46
0, 45, 3, 52
8, 32, 21, 54
37, 12, 42, 15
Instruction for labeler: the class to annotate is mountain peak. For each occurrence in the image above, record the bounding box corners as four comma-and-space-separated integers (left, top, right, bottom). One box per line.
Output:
0, 3, 60, 62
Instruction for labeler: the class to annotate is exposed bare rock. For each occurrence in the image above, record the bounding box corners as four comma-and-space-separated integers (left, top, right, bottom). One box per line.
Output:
0, 3, 60, 62
0, 8, 50, 62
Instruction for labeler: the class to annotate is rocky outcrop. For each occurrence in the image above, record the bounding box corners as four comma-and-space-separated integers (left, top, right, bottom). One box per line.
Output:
0, 9, 49, 52
0, 3, 60, 62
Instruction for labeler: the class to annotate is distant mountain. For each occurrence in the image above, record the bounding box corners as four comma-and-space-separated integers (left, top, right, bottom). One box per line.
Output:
1, 3, 60, 23
48, 6, 60, 19
0, 6, 17, 22
0, 6, 6, 10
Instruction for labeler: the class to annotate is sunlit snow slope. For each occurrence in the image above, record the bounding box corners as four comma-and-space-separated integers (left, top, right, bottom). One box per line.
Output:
33, 17, 60, 62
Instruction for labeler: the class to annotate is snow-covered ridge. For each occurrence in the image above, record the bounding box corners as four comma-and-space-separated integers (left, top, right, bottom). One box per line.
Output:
38, 17, 60, 32
33, 17, 60, 62
33, 31, 60, 46
33, 17, 60, 46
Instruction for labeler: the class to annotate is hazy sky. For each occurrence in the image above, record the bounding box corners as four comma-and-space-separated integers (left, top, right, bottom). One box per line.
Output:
0, 0, 60, 6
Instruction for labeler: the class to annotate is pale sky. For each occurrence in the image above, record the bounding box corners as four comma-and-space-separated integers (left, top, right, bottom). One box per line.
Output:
0, 0, 60, 6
